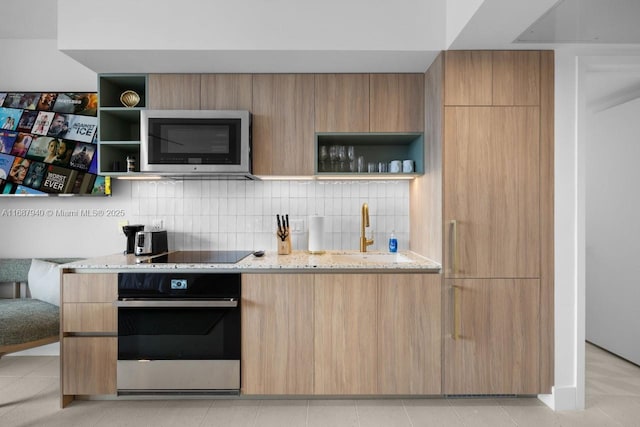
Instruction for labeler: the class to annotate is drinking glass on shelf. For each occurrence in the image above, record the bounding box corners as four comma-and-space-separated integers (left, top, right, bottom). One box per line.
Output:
357, 156, 365, 173
347, 146, 356, 172
318, 145, 328, 172
337, 145, 347, 172
368, 162, 376, 173
329, 145, 338, 171
378, 162, 388, 173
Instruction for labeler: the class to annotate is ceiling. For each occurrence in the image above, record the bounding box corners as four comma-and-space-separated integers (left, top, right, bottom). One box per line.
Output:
3, 0, 640, 111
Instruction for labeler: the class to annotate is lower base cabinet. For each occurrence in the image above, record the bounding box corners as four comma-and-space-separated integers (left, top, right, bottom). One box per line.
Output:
314, 274, 378, 394
443, 279, 540, 395
241, 273, 441, 395
241, 274, 314, 394
62, 337, 117, 395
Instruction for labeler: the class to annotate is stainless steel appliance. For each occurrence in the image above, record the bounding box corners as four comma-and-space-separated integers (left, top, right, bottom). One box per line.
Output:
116, 270, 244, 395
122, 224, 144, 254
134, 230, 168, 256
140, 109, 254, 179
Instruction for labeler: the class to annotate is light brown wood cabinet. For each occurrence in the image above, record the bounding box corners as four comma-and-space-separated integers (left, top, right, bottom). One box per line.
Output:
148, 74, 201, 109
252, 74, 315, 175
200, 74, 252, 110
370, 74, 424, 132
62, 337, 117, 395
377, 274, 441, 395
421, 50, 554, 395
241, 274, 314, 394
315, 74, 370, 132
241, 272, 440, 396
314, 274, 378, 395
315, 73, 424, 133
443, 279, 540, 394
443, 106, 540, 279
61, 273, 118, 405
444, 51, 540, 106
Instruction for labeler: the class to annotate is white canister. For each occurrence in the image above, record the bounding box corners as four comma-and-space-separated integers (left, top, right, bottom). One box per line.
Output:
308, 215, 325, 254
402, 159, 414, 173
389, 160, 402, 173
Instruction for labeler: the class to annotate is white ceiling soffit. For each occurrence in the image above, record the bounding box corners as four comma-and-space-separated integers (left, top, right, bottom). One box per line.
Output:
449, 0, 560, 49
517, 0, 640, 44
57, 0, 446, 73
60, 50, 442, 74
0, 0, 57, 39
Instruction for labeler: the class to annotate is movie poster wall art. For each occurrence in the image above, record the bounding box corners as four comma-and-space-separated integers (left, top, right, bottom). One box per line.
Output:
0, 91, 109, 196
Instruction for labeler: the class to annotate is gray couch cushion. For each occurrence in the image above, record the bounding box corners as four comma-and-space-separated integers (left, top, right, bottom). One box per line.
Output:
0, 299, 59, 346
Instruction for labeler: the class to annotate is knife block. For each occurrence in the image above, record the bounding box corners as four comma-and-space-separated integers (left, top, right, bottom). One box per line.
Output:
277, 234, 292, 255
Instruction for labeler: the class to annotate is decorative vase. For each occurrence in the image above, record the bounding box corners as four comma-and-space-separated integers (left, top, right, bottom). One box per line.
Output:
120, 90, 140, 108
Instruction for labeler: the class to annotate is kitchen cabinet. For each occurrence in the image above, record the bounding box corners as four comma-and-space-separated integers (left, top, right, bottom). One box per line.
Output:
148, 74, 201, 109
61, 273, 118, 405
97, 74, 147, 175
443, 279, 540, 394
62, 337, 117, 395
241, 274, 314, 395
420, 50, 554, 395
314, 73, 424, 177
370, 73, 424, 132
200, 74, 252, 110
378, 274, 441, 394
444, 51, 540, 106
314, 274, 378, 395
252, 74, 315, 175
241, 272, 440, 396
443, 106, 540, 278
315, 74, 370, 132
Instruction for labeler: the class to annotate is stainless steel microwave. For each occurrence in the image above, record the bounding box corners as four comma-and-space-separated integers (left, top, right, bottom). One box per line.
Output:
140, 110, 252, 178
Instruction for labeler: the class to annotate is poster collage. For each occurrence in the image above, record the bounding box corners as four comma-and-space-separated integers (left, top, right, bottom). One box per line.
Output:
0, 92, 109, 196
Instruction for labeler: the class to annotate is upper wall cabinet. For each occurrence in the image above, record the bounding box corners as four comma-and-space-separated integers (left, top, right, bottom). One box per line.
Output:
201, 74, 253, 111
252, 74, 315, 176
148, 74, 201, 109
492, 51, 540, 106
444, 51, 540, 106
370, 74, 424, 132
444, 51, 492, 106
315, 74, 370, 133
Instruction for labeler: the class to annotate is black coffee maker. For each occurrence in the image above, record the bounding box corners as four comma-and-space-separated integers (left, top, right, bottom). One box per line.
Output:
122, 224, 144, 254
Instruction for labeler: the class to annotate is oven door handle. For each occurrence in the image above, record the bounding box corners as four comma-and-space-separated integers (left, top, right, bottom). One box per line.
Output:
114, 299, 238, 308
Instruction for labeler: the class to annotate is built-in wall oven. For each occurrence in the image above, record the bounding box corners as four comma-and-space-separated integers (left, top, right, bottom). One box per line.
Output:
116, 272, 240, 395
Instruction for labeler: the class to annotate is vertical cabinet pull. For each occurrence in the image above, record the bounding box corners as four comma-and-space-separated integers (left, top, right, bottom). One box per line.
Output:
450, 220, 458, 274
452, 285, 461, 340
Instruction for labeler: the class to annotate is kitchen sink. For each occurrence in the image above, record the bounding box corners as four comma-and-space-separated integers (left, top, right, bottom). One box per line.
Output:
330, 252, 413, 264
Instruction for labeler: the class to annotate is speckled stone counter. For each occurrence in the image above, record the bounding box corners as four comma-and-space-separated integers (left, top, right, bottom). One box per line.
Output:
61, 250, 441, 274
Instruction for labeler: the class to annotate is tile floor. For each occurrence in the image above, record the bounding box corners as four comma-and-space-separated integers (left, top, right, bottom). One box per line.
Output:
0, 343, 638, 426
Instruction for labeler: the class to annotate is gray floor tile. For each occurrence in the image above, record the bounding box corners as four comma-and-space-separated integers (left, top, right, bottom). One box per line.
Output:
308, 399, 358, 427
403, 398, 464, 427
356, 399, 412, 427
200, 399, 261, 427
253, 399, 308, 427
0, 356, 53, 377
448, 398, 516, 427
92, 399, 213, 427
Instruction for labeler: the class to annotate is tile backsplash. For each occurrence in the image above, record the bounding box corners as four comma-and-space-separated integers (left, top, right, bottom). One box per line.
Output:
130, 180, 410, 252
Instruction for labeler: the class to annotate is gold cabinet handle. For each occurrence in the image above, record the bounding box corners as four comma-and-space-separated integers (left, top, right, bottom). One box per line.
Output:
452, 285, 461, 340
450, 220, 458, 274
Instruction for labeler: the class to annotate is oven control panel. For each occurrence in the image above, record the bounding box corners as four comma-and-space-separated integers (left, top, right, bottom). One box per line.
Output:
171, 279, 187, 290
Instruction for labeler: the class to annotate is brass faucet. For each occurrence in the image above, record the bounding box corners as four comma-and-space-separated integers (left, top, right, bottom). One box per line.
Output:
360, 203, 374, 252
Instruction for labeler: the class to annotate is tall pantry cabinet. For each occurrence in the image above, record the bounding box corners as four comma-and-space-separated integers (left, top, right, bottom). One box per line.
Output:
414, 51, 554, 395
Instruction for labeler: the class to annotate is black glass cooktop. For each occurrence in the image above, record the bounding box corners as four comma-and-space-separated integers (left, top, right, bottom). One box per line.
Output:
148, 250, 253, 264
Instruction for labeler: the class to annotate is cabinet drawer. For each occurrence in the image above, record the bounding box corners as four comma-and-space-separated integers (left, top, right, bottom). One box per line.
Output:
63, 337, 117, 395
63, 303, 117, 333
62, 273, 117, 303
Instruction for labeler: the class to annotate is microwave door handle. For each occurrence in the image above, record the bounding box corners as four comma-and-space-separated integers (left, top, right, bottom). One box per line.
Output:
114, 299, 238, 308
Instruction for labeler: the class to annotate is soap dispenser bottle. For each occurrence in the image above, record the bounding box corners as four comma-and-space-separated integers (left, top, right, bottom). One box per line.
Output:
389, 230, 398, 253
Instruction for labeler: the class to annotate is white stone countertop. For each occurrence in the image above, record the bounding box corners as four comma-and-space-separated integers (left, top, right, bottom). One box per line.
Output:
60, 250, 441, 273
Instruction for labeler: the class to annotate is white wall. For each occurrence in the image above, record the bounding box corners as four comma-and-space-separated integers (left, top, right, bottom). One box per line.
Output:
445, 0, 485, 47
586, 97, 640, 365
0, 39, 95, 91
